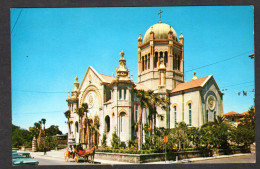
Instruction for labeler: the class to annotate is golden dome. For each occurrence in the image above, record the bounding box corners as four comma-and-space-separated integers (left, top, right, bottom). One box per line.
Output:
142, 22, 178, 44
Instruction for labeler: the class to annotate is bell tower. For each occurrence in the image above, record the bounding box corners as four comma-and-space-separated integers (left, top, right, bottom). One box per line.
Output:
137, 19, 184, 92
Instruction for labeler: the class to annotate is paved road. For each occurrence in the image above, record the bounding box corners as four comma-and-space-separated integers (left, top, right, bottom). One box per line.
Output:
189, 154, 255, 163
33, 155, 98, 165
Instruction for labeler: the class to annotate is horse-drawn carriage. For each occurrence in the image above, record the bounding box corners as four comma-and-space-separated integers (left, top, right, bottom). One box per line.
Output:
64, 146, 96, 163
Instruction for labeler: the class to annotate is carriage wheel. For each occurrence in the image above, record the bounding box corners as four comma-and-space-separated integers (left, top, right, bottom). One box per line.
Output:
74, 154, 79, 163
64, 152, 68, 162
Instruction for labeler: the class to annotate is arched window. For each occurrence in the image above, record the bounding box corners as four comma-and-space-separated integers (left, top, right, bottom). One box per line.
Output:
148, 54, 150, 69
174, 106, 177, 126
119, 89, 122, 100
188, 103, 192, 126
123, 89, 127, 100
142, 56, 144, 71
154, 52, 158, 68
173, 54, 176, 70
178, 55, 181, 70
105, 115, 110, 133
206, 110, 208, 122
144, 55, 147, 70
119, 112, 126, 132
134, 104, 138, 123
75, 121, 78, 133
164, 51, 168, 67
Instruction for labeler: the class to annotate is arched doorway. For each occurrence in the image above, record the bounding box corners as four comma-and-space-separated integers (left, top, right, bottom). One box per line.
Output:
119, 112, 126, 141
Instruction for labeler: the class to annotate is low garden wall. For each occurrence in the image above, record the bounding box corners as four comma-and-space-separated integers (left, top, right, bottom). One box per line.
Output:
95, 150, 212, 163
95, 152, 165, 163
96, 148, 250, 163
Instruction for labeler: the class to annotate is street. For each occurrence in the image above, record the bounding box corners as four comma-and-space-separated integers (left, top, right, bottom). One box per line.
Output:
188, 154, 256, 164
34, 156, 99, 165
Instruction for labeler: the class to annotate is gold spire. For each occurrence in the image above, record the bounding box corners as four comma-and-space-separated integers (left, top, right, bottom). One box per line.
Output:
116, 50, 130, 80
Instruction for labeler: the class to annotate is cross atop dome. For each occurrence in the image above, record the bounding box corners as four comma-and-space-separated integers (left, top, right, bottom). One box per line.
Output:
158, 9, 163, 23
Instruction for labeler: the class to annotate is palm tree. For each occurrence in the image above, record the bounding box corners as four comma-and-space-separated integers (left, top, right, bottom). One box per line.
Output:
147, 91, 170, 135
64, 110, 71, 134
214, 115, 225, 126
38, 120, 42, 148
76, 107, 84, 144
132, 89, 150, 150
33, 122, 41, 148
147, 90, 160, 135
175, 122, 188, 150
81, 103, 89, 147
41, 119, 46, 132
41, 118, 46, 154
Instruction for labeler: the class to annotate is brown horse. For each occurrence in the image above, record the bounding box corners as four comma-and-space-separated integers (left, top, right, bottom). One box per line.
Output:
84, 146, 96, 164
74, 146, 96, 163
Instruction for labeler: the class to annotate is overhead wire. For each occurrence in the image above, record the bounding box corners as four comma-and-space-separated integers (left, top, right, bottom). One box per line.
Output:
185, 50, 254, 73
11, 9, 23, 34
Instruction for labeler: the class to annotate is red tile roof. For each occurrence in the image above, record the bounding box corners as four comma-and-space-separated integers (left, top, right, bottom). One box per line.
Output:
224, 111, 243, 117
170, 76, 210, 93
241, 106, 255, 115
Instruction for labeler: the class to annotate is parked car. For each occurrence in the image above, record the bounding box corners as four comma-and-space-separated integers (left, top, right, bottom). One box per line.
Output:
12, 152, 39, 165
12, 148, 19, 153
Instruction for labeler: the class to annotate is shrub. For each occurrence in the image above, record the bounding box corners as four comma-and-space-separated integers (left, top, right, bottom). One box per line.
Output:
111, 130, 119, 149
119, 142, 126, 148
127, 139, 136, 148
101, 131, 107, 148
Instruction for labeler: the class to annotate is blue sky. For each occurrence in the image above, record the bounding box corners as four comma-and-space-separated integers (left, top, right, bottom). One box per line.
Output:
11, 6, 254, 133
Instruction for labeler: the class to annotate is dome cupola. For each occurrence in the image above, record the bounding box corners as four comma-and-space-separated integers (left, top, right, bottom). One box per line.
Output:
142, 22, 178, 44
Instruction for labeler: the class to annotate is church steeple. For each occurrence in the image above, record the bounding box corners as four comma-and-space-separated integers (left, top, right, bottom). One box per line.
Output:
138, 14, 184, 91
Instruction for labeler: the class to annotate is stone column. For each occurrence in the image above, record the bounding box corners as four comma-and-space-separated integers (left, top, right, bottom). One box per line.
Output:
162, 71, 166, 86
138, 49, 141, 75
158, 71, 161, 86
150, 54, 154, 70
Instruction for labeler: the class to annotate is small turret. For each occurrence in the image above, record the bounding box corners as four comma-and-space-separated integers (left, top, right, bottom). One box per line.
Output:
168, 26, 173, 40
74, 76, 79, 91
116, 50, 130, 81
192, 71, 198, 80
179, 32, 184, 45
149, 26, 154, 41
138, 33, 142, 46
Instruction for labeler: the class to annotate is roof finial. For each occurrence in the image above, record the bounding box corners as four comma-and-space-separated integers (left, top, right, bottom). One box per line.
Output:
120, 50, 124, 58
192, 71, 198, 80
158, 9, 163, 23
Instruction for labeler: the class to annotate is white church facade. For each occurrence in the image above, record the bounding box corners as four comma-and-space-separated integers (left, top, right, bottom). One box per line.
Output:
66, 19, 223, 147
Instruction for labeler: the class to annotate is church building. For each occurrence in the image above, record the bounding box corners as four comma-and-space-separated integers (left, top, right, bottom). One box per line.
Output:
66, 17, 224, 147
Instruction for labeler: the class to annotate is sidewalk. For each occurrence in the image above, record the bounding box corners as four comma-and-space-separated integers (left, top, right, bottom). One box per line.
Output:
27, 149, 254, 164
29, 149, 132, 164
